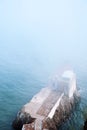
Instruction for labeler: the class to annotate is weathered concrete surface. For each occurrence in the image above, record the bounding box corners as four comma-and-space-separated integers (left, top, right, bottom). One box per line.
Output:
12, 70, 80, 130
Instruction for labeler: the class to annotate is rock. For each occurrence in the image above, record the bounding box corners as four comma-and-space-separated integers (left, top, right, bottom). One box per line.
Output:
42, 95, 79, 130
84, 120, 87, 130
22, 123, 35, 130
12, 70, 80, 130
12, 110, 34, 130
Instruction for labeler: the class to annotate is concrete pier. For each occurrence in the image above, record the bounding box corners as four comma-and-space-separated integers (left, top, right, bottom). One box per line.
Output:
13, 70, 79, 130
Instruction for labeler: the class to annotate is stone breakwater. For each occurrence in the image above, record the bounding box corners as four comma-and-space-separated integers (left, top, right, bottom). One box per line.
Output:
12, 70, 80, 130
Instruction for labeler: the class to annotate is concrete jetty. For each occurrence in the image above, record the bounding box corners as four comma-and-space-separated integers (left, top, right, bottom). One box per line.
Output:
12, 69, 79, 130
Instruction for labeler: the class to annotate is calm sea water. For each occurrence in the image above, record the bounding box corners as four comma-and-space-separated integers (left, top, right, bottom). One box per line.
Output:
0, 46, 87, 130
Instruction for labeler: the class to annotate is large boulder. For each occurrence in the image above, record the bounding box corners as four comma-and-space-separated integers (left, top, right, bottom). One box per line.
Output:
12, 110, 34, 130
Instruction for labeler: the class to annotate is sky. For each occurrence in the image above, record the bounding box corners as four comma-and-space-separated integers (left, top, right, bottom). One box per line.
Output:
0, 0, 87, 75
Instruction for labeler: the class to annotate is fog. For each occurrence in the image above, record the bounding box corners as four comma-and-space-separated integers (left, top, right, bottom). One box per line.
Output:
0, 0, 87, 79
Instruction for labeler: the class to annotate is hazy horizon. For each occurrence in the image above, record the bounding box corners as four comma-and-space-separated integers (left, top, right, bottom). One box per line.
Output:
0, 0, 87, 70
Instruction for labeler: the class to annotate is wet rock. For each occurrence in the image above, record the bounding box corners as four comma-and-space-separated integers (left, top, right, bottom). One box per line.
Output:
12, 110, 33, 130
84, 120, 87, 130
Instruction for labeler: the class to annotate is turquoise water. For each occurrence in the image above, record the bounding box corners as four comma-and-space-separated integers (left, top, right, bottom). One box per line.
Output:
0, 62, 47, 130
0, 45, 87, 130
0, 45, 52, 130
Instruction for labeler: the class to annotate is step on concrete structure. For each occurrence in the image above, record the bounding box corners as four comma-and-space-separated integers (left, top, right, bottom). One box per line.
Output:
13, 69, 80, 130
